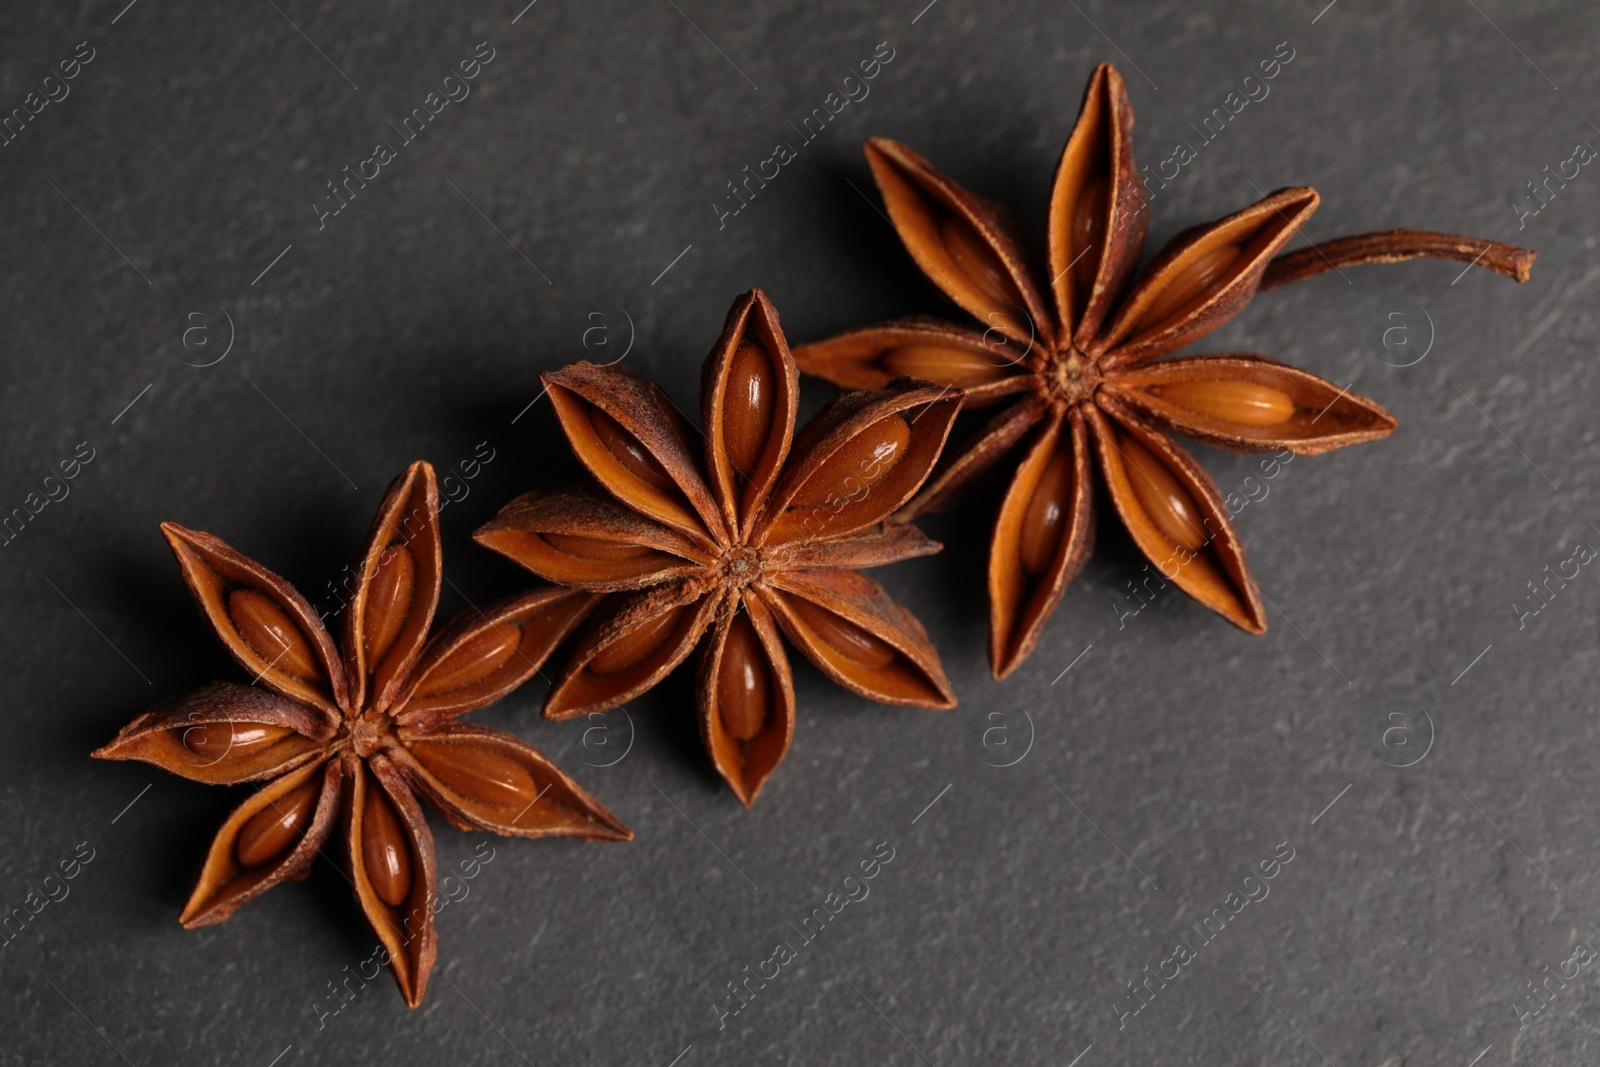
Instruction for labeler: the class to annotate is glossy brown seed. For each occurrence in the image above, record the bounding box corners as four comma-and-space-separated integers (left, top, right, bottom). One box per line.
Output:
1150, 380, 1295, 426
183, 721, 293, 762
791, 597, 896, 668
589, 605, 687, 676
590, 406, 675, 491
363, 545, 416, 665
414, 624, 522, 697
543, 532, 659, 561
1119, 434, 1207, 551
789, 416, 910, 510
1135, 243, 1242, 332
1019, 447, 1075, 576
941, 214, 1024, 312
228, 588, 321, 681
717, 613, 769, 740
883, 345, 1009, 387
1072, 173, 1108, 292
236, 778, 320, 868
362, 786, 412, 907
724, 341, 774, 476
411, 741, 536, 811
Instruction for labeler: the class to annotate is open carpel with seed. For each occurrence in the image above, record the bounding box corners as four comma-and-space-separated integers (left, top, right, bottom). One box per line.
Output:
793, 62, 1536, 678
93, 461, 629, 1008
474, 289, 962, 806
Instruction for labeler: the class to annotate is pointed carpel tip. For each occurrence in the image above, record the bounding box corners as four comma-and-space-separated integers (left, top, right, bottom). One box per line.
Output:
420, 462, 442, 499
863, 137, 906, 168
991, 642, 1026, 682
1282, 186, 1320, 215
718, 763, 764, 808
541, 698, 586, 723
159, 521, 195, 548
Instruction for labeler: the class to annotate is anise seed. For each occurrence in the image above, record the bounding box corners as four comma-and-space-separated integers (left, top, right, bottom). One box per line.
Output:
589, 605, 687, 676
724, 341, 774, 476
1072, 173, 1109, 292
1135, 243, 1243, 332
883, 345, 1008, 386
236, 778, 320, 868
183, 722, 292, 762
363, 544, 416, 665
590, 406, 675, 490
1019, 448, 1076, 576
362, 786, 413, 907
941, 214, 1025, 312
790, 415, 910, 509
543, 532, 659, 561
1150, 380, 1294, 426
228, 588, 321, 681
791, 598, 896, 668
1120, 434, 1206, 551
717, 613, 769, 740
411, 741, 537, 811
414, 625, 522, 697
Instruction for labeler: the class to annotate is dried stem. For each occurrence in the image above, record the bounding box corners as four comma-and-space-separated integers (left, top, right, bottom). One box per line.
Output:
1260, 229, 1536, 290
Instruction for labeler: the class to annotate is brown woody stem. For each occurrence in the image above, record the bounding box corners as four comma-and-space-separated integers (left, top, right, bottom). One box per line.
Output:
1260, 229, 1536, 290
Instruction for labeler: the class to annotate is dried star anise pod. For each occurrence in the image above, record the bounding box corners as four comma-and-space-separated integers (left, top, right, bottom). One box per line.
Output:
794, 63, 1535, 678
474, 289, 961, 805
93, 461, 628, 1007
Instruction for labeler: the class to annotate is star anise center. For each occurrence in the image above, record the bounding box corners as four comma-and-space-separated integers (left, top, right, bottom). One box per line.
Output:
1042, 344, 1100, 407
716, 543, 766, 589
348, 708, 395, 758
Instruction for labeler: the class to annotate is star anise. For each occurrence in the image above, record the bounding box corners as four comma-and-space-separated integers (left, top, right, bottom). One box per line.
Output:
793, 63, 1535, 678
93, 461, 628, 1007
474, 289, 961, 805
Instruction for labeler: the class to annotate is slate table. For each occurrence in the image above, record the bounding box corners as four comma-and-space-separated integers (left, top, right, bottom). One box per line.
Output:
2, 1, 1596, 1063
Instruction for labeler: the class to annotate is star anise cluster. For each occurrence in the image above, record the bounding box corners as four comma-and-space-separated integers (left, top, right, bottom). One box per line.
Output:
94, 462, 628, 1007
794, 63, 1535, 677
475, 289, 961, 805
88, 62, 1541, 1013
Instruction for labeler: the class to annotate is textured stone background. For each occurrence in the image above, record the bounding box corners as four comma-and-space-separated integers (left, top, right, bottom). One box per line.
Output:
1, 1, 1596, 1064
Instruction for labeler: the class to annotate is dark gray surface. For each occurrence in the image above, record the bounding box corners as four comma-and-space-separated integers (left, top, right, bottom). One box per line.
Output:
2, 0, 1596, 1063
